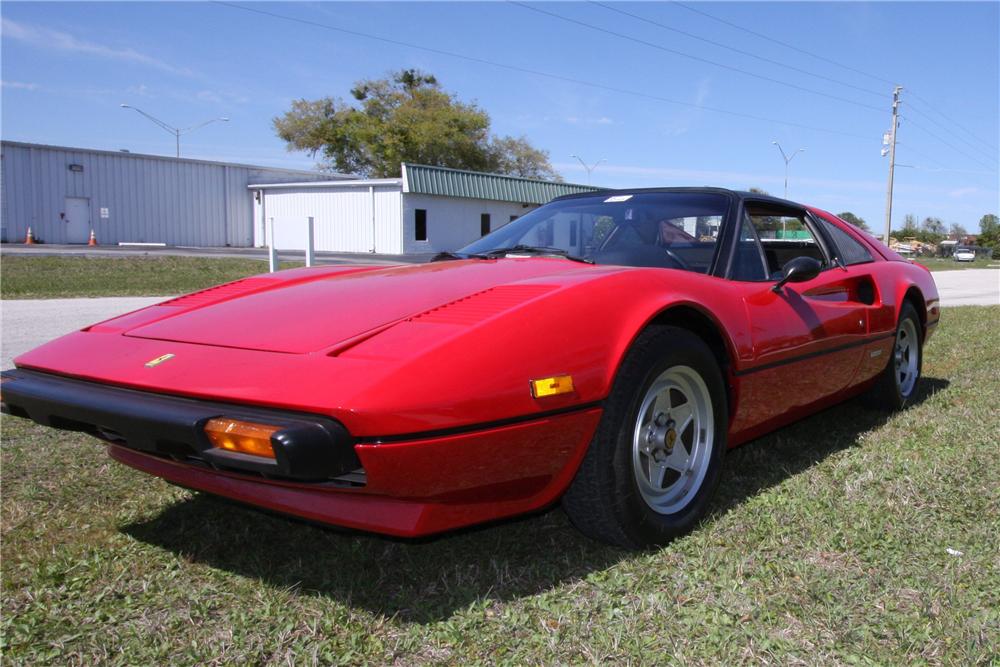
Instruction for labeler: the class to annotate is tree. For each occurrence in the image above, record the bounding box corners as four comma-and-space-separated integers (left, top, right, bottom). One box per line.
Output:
747, 187, 770, 195
981, 213, 999, 234
978, 213, 1000, 257
921, 217, 945, 236
948, 223, 968, 239
837, 211, 869, 231
486, 136, 563, 181
919, 216, 945, 244
897, 214, 920, 240
273, 69, 559, 180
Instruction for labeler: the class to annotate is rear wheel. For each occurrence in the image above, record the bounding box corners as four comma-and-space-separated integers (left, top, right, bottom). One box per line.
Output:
562, 326, 727, 549
865, 301, 923, 411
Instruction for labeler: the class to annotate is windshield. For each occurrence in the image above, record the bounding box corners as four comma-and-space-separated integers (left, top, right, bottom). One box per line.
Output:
458, 191, 729, 273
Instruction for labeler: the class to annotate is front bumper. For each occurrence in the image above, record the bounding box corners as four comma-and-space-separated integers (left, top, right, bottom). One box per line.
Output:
2, 368, 604, 536
0, 369, 360, 482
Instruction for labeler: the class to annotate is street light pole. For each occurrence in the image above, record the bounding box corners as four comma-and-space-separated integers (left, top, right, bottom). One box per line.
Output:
570, 155, 606, 185
120, 104, 230, 158
771, 141, 805, 199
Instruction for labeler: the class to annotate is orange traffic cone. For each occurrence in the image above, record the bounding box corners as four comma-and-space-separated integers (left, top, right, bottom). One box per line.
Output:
24, 227, 35, 244
88, 228, 98, 246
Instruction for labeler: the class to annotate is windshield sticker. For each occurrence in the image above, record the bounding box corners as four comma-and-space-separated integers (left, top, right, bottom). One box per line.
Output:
604, 195, 633, 203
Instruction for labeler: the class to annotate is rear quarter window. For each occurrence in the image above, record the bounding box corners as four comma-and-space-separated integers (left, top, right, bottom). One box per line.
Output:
818, 217, 874, 266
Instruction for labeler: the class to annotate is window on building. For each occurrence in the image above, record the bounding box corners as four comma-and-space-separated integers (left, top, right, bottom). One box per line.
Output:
481, 213, 491, 237
509, 215, 518, 223
415, 209, 427, 241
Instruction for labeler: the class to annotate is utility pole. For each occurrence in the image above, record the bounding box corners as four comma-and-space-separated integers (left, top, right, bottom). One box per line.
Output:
883, 86, 903, 247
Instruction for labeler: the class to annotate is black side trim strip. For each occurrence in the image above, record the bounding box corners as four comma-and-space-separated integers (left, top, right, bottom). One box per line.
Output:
363, 400, 604, 445
734, 331, 895, 377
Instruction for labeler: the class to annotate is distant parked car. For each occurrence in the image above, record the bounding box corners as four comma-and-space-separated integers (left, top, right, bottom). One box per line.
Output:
954, 247, 976, 262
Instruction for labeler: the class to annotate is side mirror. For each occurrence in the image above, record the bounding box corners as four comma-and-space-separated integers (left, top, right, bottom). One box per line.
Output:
772, 256, 822, 292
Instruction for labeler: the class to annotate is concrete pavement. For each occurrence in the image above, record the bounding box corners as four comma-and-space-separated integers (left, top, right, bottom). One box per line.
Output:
932, 269, 999, 307
1, 296, 168, 369
2, 269, 996, 371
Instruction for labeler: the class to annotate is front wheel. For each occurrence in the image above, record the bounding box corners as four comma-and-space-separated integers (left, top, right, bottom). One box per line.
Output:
562, 326, 727, 549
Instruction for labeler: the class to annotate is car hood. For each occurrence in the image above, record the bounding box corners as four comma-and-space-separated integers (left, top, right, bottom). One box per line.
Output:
123, 259, 598, 354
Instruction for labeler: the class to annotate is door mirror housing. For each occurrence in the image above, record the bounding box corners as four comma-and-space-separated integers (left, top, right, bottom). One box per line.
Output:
772, 256, 822, 292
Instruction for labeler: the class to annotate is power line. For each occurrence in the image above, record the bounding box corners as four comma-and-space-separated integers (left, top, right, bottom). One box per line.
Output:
896, 143, 1000, 176
901, 116, 998, 171
509, 1, 885, 114
906, 95, 999, 155
669, 0, 1000, 158
588, 1, 885, 99
669, 0, 898, 87
212, 1, 876, 142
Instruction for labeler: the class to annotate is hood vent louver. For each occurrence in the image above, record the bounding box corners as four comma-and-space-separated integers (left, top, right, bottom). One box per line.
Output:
409, 285, 555, 325
160, 277, 280, 308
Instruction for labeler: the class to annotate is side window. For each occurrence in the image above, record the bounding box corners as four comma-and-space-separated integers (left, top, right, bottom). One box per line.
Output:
817, 217, 874, 266
747, 208, 828, 279
731, 214, 768, 281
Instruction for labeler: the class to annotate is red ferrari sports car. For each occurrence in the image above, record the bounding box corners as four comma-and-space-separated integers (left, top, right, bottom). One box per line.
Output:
2, 188, 939, 548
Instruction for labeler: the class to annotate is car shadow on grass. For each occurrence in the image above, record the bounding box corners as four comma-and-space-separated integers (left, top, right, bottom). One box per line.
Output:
122, 377, 949, 624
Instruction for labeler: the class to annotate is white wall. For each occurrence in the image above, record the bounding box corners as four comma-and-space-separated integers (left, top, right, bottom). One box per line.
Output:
253, 185, 403, 254
401, 194, 537, 254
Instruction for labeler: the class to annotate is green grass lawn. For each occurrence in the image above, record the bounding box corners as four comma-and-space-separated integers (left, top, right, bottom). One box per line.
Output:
3, 307, 999, 664
0, 256, 303, 299
914, 256, 998, 271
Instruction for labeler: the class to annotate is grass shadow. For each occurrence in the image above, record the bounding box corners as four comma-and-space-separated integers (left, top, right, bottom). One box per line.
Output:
122, 377, 949, 623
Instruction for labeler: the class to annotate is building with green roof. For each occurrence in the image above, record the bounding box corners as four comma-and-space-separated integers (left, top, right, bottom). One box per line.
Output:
250, 163, 599, 254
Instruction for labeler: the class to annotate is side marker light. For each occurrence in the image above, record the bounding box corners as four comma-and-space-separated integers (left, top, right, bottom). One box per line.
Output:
530, 374, 575, 398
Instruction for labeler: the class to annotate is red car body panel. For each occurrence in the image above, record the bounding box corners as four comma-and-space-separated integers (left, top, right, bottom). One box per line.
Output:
6, 194, 940, 537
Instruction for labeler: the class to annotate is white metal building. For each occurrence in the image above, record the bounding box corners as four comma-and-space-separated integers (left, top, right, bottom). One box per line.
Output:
0, 141, 348, 246
252, 163, 598, 255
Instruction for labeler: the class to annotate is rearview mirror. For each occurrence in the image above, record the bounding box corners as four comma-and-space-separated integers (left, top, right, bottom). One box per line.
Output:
772, 256, 822, 292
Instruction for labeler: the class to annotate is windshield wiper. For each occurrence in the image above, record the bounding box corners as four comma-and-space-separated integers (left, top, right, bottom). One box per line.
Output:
478, 245, 594, 264
430, 251, 468, 262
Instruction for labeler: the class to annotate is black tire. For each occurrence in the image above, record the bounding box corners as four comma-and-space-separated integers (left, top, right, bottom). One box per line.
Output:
864, 301, 923, 411
562, 326, 727, 549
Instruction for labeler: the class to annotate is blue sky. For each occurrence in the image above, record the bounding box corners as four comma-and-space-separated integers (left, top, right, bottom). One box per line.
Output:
2, 1, 997, 232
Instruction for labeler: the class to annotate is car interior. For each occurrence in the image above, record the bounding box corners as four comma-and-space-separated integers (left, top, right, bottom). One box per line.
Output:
732, 204, 830, 281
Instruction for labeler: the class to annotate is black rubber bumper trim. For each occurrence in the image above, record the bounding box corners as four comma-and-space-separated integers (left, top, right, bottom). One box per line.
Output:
0, 368, 358, 481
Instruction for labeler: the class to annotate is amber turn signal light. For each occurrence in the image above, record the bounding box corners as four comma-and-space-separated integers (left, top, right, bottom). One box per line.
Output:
530, 374, 574, 398
204, 418, 280, 459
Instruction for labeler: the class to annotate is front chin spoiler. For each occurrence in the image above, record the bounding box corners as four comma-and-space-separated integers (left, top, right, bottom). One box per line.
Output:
0, 369, 359, 482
